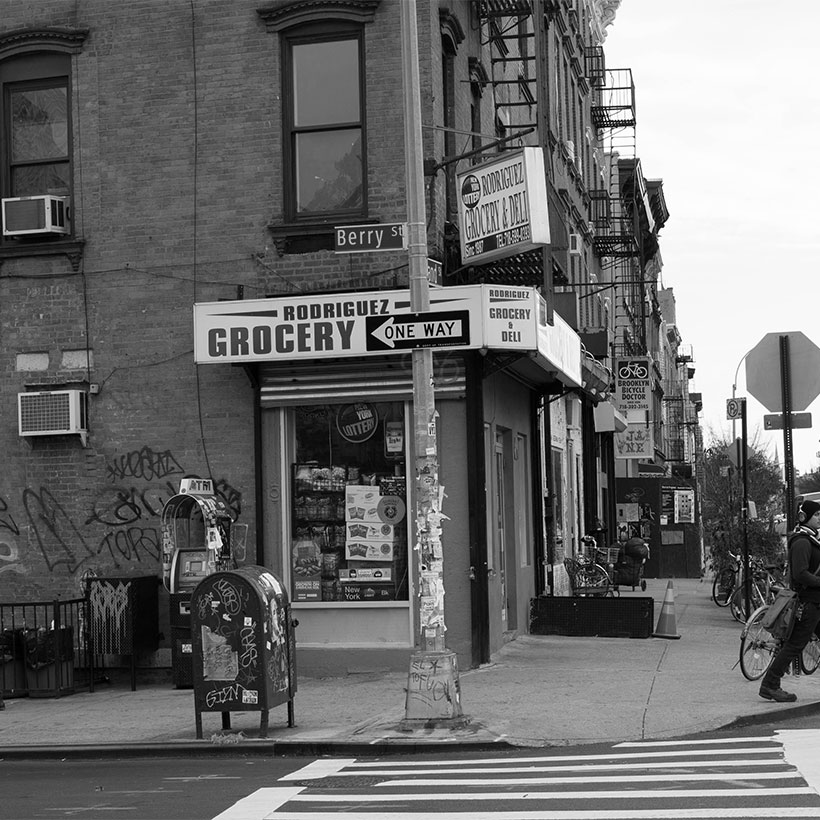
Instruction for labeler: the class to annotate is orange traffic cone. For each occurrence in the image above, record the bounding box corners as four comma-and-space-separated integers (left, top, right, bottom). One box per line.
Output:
654, 580, 681, 639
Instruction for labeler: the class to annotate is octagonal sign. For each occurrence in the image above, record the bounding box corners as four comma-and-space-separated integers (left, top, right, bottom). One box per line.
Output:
745, 331, 820, 412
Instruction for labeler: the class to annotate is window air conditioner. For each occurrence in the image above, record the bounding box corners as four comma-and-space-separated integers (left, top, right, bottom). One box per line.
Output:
2, 195, 70, 236
569, 233, 582, 255
565, 140, 575, 163
18, 389, 88, 445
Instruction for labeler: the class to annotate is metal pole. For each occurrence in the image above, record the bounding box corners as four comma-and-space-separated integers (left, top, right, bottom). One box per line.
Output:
400, 0, 462, 722
780, 335, 795, 530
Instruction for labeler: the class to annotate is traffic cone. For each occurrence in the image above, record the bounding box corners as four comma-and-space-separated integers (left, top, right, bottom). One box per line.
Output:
654, 580, 681, 639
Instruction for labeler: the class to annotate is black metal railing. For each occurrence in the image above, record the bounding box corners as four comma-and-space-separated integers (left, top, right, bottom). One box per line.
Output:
0, 598, 94, 698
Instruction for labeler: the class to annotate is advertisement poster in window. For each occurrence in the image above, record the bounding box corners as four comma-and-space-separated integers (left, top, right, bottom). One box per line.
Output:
674, 489, 695, 524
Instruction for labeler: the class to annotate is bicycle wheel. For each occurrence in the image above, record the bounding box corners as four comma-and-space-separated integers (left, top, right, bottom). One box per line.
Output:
739, 605, 779, 681
801, 634, 820, 675
712, 567, 735, 607
576, 564, 611, 597
730, 584, 764, 624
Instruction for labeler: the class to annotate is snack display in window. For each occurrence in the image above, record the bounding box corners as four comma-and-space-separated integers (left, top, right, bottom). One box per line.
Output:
291, 403, 409, 604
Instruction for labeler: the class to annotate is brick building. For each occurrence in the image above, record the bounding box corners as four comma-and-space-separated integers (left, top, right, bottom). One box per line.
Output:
0, 1, 700, 678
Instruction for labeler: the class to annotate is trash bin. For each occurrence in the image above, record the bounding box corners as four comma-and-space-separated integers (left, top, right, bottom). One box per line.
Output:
23, 626, 75, 697
0, 629, 27, 698
191, 566, 296, 739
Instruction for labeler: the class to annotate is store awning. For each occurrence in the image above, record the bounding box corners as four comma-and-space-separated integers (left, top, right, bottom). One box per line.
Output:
593, 401, 628, 433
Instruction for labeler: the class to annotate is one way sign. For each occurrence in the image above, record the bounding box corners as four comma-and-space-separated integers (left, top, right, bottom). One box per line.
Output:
365, 310, 470, 351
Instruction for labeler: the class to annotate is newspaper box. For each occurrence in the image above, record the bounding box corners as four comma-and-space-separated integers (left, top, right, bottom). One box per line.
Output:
191, 566, 296, 739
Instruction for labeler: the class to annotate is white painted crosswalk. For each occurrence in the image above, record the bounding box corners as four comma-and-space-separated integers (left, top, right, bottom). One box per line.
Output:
212, 731, 820, 820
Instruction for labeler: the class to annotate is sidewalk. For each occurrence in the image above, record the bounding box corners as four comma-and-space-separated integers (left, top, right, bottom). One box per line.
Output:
1, 578, 819, 757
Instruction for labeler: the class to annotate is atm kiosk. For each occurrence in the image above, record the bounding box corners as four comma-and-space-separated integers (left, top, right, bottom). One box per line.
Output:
161, 477, 235, 687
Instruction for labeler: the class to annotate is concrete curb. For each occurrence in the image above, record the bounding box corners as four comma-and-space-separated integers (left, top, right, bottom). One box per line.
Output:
3, 700, 820, 760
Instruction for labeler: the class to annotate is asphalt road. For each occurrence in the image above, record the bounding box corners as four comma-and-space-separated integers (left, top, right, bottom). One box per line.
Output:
4, 715, 820, 820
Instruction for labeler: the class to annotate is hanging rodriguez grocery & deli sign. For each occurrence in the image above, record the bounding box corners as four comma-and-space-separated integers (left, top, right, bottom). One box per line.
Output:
456, 147, 550, 265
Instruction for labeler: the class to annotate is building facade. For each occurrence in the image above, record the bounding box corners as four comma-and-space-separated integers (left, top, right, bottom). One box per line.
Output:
0, 0, 700, 676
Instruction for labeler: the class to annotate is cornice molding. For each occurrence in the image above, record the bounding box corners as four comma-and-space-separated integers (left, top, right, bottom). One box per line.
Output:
0, 27, 88, 59
257, 0, 380, 32
439, 8, 466, 47
589, 0, 621, 44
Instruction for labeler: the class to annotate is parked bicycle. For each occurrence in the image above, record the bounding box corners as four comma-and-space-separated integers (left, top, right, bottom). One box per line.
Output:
711, 551, 740, 607
729, 558, 787, 623
739, 601, 820, 680
564, 537, 614, 597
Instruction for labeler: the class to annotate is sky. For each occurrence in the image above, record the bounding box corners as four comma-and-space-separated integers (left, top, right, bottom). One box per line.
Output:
602, 0, 820, 476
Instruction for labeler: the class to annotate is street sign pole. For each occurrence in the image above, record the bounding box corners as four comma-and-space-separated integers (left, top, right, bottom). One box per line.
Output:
401, 0, 463, 723
740, 398, 751, 622
780, 335, 796, 530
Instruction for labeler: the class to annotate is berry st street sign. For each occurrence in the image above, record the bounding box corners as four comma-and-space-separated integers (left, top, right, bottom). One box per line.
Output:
334, 223, 406, 253
365, 310, 470, 351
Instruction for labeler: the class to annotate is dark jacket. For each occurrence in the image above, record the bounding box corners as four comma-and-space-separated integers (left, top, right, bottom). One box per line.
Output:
789, 525, 820, 604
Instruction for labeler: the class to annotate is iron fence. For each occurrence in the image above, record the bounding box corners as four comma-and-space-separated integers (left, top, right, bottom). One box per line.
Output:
0, 597, 95, 698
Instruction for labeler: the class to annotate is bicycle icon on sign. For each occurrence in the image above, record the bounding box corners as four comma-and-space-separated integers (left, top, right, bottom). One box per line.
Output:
618, 361, 648, 380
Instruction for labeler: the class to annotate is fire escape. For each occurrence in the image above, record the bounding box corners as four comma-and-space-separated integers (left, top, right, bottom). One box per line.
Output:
455, 0, 554, 289
588, 67, 646, 359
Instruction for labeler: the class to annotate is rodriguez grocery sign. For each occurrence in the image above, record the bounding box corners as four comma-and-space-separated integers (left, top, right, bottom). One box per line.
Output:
456, 147, 550, 265
194, 285, 534, 362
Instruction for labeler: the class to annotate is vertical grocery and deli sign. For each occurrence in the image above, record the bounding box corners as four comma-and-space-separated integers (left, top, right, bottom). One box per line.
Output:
456, 147, 550, 265
615, 358, 651, 411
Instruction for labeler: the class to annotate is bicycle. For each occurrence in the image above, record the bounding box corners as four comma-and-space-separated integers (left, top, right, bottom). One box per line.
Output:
711, 551, 740, 607
729, 558, 787, 623
738, 601, 820, 680
564, 541, 613, 597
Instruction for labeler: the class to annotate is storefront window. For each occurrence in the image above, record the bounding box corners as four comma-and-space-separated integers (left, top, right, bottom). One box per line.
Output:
291, 402, 408, 604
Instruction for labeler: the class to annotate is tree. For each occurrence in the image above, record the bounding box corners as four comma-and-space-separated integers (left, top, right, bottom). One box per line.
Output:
702, 431, 784, 571
797, 468, 820, 495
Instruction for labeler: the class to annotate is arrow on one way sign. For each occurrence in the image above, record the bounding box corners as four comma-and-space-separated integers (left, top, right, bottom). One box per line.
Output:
365, 310, 470, 351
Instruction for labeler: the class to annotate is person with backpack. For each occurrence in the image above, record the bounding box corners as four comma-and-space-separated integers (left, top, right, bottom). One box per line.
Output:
759, 498, 820, 702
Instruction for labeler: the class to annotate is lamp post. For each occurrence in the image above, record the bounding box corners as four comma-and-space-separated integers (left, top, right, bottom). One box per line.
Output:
400, 0, 463, 723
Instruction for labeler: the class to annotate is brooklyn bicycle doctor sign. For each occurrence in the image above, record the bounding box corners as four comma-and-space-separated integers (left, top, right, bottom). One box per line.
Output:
614, 358, 654, 460
456, 147, 550, 265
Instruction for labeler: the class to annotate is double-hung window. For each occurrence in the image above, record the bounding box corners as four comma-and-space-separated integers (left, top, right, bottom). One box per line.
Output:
283, 27, 364, 221
0, 27, 86, 260
1, 54, 72, 238
6, 62, 70, 199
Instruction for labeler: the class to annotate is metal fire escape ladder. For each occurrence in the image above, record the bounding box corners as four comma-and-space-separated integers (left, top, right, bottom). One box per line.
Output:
479, 1, 540, 135
589, 67, 644, 359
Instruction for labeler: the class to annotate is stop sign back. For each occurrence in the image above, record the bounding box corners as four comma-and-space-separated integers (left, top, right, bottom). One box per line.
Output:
745, 331, 820, 412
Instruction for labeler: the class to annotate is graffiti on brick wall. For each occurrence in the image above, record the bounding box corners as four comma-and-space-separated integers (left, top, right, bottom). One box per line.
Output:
105, 446, 185, 483
24, 487, 96, 573
0, 494, 25, 576
2, 446, 243, 577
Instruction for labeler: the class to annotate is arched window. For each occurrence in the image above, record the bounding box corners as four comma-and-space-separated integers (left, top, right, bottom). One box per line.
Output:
0, 27, 87, 249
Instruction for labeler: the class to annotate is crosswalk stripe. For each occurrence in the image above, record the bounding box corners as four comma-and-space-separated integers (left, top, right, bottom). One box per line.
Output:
615, 738, 773, 747
262, 809, 820, 819
348, 745, 780, 768
278, 759, 355, 781
210, 787, 303, 820
331, 757, 789, 777
378, 770, 801, 786
290, 786, 816, 801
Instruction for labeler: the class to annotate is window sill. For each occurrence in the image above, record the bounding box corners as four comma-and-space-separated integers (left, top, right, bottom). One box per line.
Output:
0, 238, 85, 271
267, 219, 376, 255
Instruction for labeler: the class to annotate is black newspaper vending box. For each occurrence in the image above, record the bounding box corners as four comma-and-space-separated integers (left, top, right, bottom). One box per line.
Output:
191, 566, 296, 739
